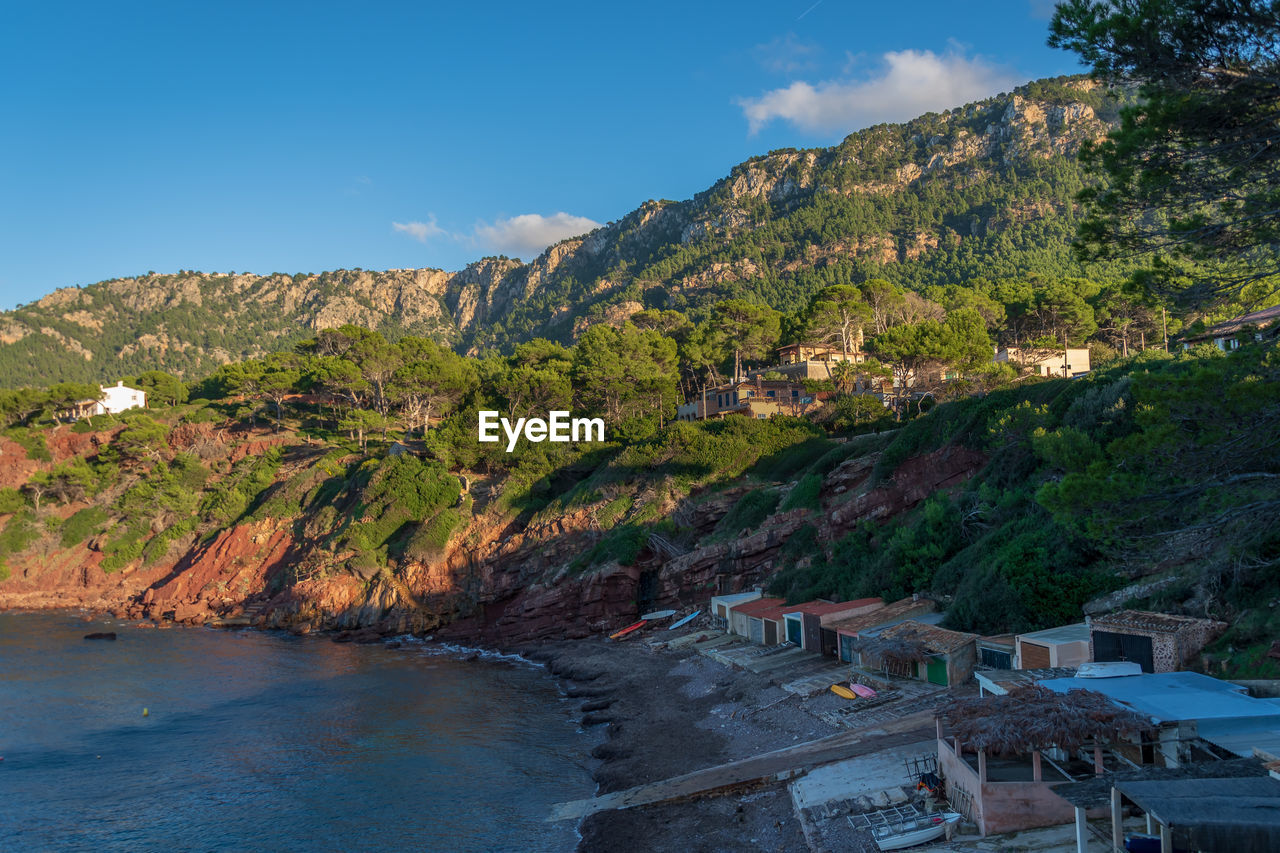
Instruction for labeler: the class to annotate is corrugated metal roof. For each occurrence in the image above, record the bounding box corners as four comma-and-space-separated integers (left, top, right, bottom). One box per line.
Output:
1052, 758, 1269, 810
710, 591, 762, 607
1017, 622, 1091, 645
1118, 776, 1280, 852
1198, 718, 1280, 759
1040, 671, 1280, 724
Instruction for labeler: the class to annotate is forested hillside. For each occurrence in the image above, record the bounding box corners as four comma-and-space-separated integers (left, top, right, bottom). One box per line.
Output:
1, 323, 1276, 677
0, 76, 1158, 387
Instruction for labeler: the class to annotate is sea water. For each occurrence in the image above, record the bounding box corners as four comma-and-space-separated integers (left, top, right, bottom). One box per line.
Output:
0, 612, 596, 852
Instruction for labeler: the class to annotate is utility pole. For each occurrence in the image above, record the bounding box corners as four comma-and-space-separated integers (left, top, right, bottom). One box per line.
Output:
1162, 307, 1169, 351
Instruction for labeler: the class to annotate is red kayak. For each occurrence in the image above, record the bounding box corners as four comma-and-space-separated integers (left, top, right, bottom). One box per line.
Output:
609, 620, 647, 640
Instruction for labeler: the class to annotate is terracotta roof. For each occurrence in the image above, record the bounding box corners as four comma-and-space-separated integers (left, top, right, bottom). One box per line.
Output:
979, 634, 1016, 647
824, 597, 935, 633
880, 620, 978, 654
731, 597, 788, 620
1092, 610, 1227, 635
783, 598, 883, 617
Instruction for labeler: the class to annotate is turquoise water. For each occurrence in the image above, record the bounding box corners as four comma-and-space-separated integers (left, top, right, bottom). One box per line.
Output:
0, 612, 595, 852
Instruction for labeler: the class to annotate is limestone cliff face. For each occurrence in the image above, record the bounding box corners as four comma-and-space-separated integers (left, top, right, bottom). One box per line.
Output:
438, 77, 1117, 347
1, 77, 1118, 386
443, 257, 525, 340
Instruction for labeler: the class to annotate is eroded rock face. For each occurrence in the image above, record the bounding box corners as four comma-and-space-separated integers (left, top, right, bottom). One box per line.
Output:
1, 430, 991, 643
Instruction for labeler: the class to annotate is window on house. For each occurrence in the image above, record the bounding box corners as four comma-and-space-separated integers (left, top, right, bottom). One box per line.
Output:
756, 414, 766, 419
766, 390, 775, 398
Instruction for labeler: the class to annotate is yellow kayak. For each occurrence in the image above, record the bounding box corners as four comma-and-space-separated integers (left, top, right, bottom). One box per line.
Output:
830, 684, 857, 700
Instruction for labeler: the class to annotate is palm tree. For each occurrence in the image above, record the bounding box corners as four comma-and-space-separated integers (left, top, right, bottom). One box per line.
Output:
830, 360, 856, 396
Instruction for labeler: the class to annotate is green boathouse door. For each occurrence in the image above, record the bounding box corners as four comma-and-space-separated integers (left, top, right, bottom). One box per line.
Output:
786, 617, 802, 646
926, 656, 948, 686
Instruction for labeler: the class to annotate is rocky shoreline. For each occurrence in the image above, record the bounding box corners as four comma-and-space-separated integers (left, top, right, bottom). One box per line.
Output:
522, 635, 848, 853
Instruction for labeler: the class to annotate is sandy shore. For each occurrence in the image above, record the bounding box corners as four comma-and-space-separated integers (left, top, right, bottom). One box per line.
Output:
523, 635, 862, 853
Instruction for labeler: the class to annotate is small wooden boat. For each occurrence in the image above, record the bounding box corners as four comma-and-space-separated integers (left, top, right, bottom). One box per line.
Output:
830, 683, 857, 700
850, 682, 877, 698
608, 620, 647, 640
640, 609, 677, 621
861, 809, 961, 851
668, 610, 700, 630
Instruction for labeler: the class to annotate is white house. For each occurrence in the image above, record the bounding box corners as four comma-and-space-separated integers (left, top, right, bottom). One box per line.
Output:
89, 381, 147, 415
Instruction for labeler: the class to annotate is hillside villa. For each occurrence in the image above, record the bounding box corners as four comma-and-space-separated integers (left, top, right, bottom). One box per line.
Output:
995, 345, 1091, 378
676, 376, 833, 421
66, 380, 147, 418
1181, 304, 1280, 352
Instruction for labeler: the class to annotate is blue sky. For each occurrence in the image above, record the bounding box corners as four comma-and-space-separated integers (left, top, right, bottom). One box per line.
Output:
0, 1, 1080, 310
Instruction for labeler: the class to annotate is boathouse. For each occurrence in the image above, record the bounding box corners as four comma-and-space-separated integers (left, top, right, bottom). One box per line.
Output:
1089, 610, 1226, 673
782, 598, 883, 655
1015, 623, 1092, 670
824, 596, 937, 663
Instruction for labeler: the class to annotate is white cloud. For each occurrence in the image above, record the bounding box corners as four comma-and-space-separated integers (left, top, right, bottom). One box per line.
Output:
392, 218, 447, 242
753, 33, 821, 74
737, 49, 1021, 135
474, 212, 602, 258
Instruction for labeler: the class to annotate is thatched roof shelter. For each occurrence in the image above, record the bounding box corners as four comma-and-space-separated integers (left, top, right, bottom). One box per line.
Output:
937, 684, 1155, 756
849, 632, 932, 668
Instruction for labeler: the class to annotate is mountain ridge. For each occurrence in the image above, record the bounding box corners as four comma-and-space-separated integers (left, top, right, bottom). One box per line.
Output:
0, 76, 1121, 387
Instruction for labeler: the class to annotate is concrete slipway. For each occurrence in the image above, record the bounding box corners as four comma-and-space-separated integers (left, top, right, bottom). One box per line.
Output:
788, 739, 936, 812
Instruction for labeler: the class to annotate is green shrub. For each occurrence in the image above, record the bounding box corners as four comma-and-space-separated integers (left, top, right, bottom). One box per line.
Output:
574, 523, 651, 571
100, 521, 150, 573
60, 506, 109, 547
0, 487, 24, 514
142, 518, 196, 564
71, 413, 116, 433
781, 473, 822, 511
750, 437, 834, 482
338, 454, 461, 556
0, 510, 41, 556
405, 507, 465, 560
717, 489, 781, 536
595, 495, 632, 529
6, 427, 51, 461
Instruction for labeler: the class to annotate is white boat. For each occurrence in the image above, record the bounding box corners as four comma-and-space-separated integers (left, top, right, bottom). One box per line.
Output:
859, 806, 962, 851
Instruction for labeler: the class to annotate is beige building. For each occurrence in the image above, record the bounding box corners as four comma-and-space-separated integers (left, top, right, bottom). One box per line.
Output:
996, 346, 1091, 378
677, 377, 830, 421
1015, 623, 1092, 669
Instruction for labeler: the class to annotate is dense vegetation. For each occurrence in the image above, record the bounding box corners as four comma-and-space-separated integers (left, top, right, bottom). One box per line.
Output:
1, 42, 1278, 676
